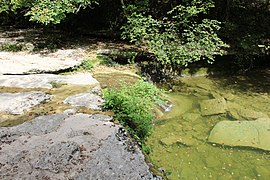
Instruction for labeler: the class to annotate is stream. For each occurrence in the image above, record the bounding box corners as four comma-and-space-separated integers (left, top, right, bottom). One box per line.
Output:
147, 71, 270, 180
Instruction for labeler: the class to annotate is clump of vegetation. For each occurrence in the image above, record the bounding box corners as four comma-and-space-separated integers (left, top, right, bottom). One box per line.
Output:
0, 43, 23, 52
98, 55, 120, 67
80, 59, 94, 70
73, 59, 94, 72
102, 79, 164, 141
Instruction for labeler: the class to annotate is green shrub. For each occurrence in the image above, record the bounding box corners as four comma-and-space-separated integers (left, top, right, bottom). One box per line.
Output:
73, 59, 94, 72
0, 43, 23, 52
121, 0, 229, 67
102, 79, 164, 141
80, 59, 94, 70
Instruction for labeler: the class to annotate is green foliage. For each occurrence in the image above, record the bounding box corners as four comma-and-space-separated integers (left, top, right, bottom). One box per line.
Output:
102, 79, 164, 141
0, 0, 99, 24
98, 55, 120, 67
121, 0, 228, 67
73, 59, 94, 71
80, 59, 94, 70
0, 43, 23, 52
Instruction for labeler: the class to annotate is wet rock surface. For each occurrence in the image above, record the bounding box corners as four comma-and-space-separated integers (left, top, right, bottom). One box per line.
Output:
0, 73, 99, 89
0, 91, 51, 114
0, 113, 159, 179
227, 101, 268, 120
200, 97, 227, 116
208, 118, 270, 151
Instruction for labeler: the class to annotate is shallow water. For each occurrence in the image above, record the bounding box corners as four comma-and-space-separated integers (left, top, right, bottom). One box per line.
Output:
0, 84, 99, 127
147, 74, 270, 180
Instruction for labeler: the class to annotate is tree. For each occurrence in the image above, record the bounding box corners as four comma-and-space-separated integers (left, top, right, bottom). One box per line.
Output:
0, 0, 99, 25
121, 0, 228, 67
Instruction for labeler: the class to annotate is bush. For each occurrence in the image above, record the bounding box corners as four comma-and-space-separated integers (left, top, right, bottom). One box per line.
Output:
121, 0, 228, 67
102, 79, 164, 141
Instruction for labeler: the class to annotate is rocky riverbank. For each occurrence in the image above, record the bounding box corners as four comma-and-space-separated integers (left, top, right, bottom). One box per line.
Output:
0, 42, 161, 179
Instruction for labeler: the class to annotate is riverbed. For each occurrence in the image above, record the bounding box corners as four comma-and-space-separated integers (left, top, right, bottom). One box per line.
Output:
146, 71, 270, 180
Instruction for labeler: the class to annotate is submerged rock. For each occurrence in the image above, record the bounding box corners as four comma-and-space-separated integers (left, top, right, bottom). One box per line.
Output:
227, 101, 268, 120
208, 118, 270, 151
0, 73, 99, 89
0, 91, 51, 114
200, 97, 227, 116
64, 92, 104, 110
0, 113, 159, 179
160, 135, 198, 146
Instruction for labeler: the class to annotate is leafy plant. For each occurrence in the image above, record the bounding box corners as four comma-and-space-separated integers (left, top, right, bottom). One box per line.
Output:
1, 0, 99, 24
102, 79, 164, 141
0, 43, 23, 52
121, 0, 228, 67
80, 59, 94, 70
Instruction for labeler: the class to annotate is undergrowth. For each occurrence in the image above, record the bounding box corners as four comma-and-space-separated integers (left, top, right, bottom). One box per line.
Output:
102, 79, 165, 142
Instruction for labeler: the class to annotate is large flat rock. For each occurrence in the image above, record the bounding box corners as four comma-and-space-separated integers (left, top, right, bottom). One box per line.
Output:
0, 73, 99, 89
0, 113, 159, 179
200, 97, 227, 116
0, 91, 52, 114
0, 49, 84, 74
64, 92, 104, 110
208, 118, 270, 151
227, 101, 268, 120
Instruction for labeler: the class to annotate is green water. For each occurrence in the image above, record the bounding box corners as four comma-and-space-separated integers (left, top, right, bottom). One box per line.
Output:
147, 74, 270, 180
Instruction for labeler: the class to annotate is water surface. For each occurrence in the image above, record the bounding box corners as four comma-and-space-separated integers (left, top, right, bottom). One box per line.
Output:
147, 73, 270, 180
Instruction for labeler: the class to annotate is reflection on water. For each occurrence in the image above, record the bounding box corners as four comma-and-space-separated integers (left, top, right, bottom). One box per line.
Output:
147, 74, 270, 180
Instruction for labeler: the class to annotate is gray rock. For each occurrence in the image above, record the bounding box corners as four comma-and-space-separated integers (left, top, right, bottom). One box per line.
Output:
14, 113, 67, 136
0, 113, 159, 179
75, 127, 162, 180
64, 92, 104, 110
159, 103, 173, 112
0, 91, 52, 114
35, 141, 81, 173
208, 118, 270, 151
0, 73, 99, 89
0, 49, 84, 74
200, 97, 227, 116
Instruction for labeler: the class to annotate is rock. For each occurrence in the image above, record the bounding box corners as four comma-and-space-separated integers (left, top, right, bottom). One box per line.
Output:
159, 103, 173, 112
97, 48, 119, 55
63, 109, 77, 115
0, 49, 84, 75
0, 91, 52, 114
200, 97, 227, 116
208, 119, 270, 151
205, 156, 221, 168
160, 135, 197, 146
182, 113, 201, 122
0, 113, 159, 179
64, 92, 104, 110
0, 73, 99, 89
75, 128, 162, 180
35, 142, 81, 173
227, 102, 268, 120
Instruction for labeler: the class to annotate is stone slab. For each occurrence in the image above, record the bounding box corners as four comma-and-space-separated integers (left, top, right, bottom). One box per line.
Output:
64, 92, 104, 110
0, 73, 99, 89
200, 97, 227, 116
0, 113, 160, 179
0, 49, 84, 74
227, 101, 268, 120
0, 91, 52, 114
208, 118, 270, 151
